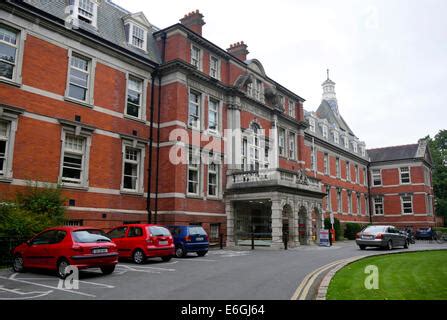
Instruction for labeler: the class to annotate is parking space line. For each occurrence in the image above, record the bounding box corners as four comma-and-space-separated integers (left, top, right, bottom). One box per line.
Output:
0, 286, 53, 300
118, 264, 176, 272
0, 274, 96, 298
178, 259, 217, 262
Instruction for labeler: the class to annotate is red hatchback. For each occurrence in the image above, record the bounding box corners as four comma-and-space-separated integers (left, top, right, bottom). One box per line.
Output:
107, 224, 175, 264
12, 227, 118, 278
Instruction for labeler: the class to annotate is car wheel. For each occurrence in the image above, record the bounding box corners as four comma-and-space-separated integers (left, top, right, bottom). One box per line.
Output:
57, 259, 70, 279
161, 256, 172, 262
100, 265, 115, 275
132, 249, 146, 264
359, 245, 366, 250
387, 240, 393, 250
175, 247, 186, 258
197, 251, 208, 257
404, 240, 409, 249
12, 254, 25, 273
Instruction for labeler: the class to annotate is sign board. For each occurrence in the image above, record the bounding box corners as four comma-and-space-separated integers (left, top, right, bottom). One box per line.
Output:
330, 213, 335, 225
319, 229, 330, 247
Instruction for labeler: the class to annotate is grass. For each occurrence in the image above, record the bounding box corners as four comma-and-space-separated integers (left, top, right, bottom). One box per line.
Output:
326, 250, 447, 300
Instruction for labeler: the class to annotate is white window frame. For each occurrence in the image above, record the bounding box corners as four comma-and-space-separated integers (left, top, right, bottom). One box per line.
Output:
333, 131, 339, 144
278, 127, 286, 157
207, 98, 219, 134
73, 0, 98, 28
353, 142, 358, 153
207, 162, 219, 197
209, 55, 220, 80
191, 45, 202, 71
401, 195, 413, 215
0, 106, 21, 181
288, 100, 296, 118
364, 167, 368, 186
125, 74, 146, 120
310, 146, 316, 172
336, 157, 340, 178
323, 153, 329, 175
355, 164, 359, 184
0, 24, 23, 84
399, 167, 411, 184
326, 186, 331, 211
187, 148, 201, 196
346, 161, 351, 181
337, 189, 342, 212
188, 90, 201, 130
347, 192, 352, 214
356, 194, 361, 215
121, 140, 146, 194
288, 131, 296, 160
344, 136, 349, 149
66, 50, 95, 105
372, 169, 382, 186
374, 197, 384, 215
309, 118, 316, 132
322, 125, 328, 139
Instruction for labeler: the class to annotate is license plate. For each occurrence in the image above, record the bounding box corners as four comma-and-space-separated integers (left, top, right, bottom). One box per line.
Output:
362, 235, 374, 240
159, 241, 168, 246
196, 237, 204, 241
92, 248, 108, 254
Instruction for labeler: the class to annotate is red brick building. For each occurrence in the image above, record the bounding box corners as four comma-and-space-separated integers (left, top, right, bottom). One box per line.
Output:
0, 1, 436, 247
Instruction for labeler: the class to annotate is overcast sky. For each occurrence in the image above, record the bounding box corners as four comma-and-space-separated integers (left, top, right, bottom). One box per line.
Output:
114, 0, 446, 149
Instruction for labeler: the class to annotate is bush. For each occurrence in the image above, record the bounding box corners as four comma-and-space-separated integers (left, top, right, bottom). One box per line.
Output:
344, 223, 364, 240
324, 217, 343, 241
433, 227, 447, 233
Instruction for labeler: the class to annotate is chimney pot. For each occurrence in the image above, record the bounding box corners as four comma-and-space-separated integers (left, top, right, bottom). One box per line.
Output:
227, 41, 249, 61
180, 10, 206, 36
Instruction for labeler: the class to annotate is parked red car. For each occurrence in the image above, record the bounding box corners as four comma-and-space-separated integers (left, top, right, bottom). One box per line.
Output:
12, 227, 118, 279
107, 224, 174, 264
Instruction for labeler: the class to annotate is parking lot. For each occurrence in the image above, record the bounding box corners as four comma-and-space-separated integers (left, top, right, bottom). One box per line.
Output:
0, 241, 445, 300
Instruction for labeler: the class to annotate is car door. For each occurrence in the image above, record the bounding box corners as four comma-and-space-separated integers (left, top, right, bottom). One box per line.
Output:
44, 230, 68, 269
107, 226, 128, 257
25, 230, 56, 268
126, 226, 144, 253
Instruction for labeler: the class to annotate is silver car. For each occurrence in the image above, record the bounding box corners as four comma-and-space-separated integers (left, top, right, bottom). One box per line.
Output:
355, 225, 409, 250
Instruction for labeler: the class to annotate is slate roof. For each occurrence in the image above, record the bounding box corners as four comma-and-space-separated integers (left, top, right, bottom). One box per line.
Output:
367, 144, 419, 162
22, 0, 161, 63
316, 100, 355, 136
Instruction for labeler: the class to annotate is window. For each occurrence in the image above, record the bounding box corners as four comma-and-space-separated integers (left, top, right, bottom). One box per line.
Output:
401, 195, 413, 214
333, 131, 339, 144
374, 197, 384, 215
0, 25, 18, 80
344, 136, 349, 149
249, 123, 262, 171
372, 169, 382, 186
357, 194, 361, 215
128, 227, 143, 237
0, 120, 9, 176
346, 161, 350, 181
278, 128, 286, 157
126, 76, 143, 118
191, 46, 201, 70
210, 224, 220, 240
353, 142, 358, 153
326, 186, 331, 211
132, 25, 145, 49
68, 53, 90, 102
310, 146, 316, 171
78, 0, 96, 25
208, 99, 219, 133
400, 167, 411, 184
322, 125, 328, 139
335, 157, 340, 178
361, 146, 366, 157
365, 196, 369, 216
122, 146, 142, 192
61, 134, 86, 185
288, 132, 296, 160
107, 226, 127, 239
188, 149, 200, 195
242, 138, 247, 170
309, 118, 316, 132
355, 164, 359, 183
208, 163, 219, 197
364, 167, 367, 186
337, 189, 342, 212
288, 100, 295, 118
188, 91, 201, 129
323, 153, 329, 175
64, 220, 83, 227
210, 56, 220, 79
278, 96, 285, 110
347, 192, 352, 214
427, 195, 433, 216
254, 79, 264, 102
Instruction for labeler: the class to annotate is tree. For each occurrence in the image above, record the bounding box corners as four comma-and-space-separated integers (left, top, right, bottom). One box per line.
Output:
427, 130, 447, 224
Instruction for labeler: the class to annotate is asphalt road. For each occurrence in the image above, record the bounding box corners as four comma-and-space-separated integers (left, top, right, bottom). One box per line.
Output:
0, 241, 445, 300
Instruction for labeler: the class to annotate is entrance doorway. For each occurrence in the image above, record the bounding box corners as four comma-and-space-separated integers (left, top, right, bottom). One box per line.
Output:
298, 206, 307, 245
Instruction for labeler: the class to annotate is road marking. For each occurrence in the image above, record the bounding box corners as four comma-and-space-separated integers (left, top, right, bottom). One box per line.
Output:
0, 285, 53, 300
0, 274, 96, 298
178, 259, 217, 262
291, 256, 364, 300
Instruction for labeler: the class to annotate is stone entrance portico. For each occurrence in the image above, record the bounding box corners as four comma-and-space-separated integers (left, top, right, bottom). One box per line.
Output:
225, 169, 325, 248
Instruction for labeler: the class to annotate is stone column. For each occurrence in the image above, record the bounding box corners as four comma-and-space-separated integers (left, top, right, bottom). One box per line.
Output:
307, 205, 313, 245
293, 202, 300, 246
226, 200, 235, 247
271, 198, 284, 249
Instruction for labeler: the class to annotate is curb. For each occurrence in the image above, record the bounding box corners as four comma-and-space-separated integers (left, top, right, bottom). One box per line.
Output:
316, 247, 447, 300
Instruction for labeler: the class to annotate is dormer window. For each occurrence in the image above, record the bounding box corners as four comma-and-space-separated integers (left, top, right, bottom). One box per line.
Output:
309, 118, 316, 132
361, 146, 366, 157
72, 0, 98, 28
344, 136, 349, 149
333, 131, 339, 144
254, 79, 264, 102
125, 23, 147, 51
353, 142, 358, 153
322, 125, 328, 139
288, 100, 296, 118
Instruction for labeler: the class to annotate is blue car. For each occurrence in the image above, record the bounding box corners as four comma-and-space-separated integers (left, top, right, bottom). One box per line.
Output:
415, 227, 435, 240
167, 225, 209, 258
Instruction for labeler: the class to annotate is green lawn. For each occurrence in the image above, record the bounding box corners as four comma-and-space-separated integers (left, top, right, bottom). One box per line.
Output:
327, 250, 447, 300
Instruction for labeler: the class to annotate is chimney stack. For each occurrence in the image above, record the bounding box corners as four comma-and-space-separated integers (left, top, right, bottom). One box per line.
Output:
227, 42, 249, 61
180, 10, 205, 36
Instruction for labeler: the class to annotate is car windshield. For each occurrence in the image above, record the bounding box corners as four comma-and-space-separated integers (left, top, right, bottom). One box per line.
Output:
362, 226, 387, 233
188, 227, 207, 235
148, 226, 171, 237
72, 229, 111, 243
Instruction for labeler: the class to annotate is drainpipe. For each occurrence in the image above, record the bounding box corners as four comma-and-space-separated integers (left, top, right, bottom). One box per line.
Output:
367, 163, 373, 224
147, 70, 157, 224
154, 32, 167, 224
312, 137, 316, 178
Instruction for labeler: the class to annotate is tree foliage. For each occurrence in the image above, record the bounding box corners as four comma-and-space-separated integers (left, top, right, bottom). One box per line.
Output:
427, 130, 447, 223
